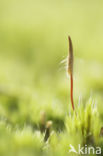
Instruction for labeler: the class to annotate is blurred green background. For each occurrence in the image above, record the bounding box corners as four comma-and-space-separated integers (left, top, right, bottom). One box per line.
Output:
0, 0, 103, 155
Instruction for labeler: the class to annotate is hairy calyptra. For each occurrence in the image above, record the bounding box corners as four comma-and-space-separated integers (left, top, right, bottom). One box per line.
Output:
67, 36, 74, 110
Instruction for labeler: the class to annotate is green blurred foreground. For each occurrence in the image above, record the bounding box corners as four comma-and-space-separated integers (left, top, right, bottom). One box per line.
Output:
0, 0, 103, 155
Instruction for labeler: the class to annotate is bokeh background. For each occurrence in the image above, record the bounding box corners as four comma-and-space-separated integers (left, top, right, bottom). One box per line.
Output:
0, 0, 103, 155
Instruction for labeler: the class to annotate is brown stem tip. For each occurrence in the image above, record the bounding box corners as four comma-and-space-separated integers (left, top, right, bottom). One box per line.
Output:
68, 36, 73, 75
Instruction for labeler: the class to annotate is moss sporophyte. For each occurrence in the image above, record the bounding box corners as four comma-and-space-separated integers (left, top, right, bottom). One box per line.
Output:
67, 36, 75, 111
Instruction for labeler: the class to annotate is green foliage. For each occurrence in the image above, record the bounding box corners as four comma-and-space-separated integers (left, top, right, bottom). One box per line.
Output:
0, 0, 103, 155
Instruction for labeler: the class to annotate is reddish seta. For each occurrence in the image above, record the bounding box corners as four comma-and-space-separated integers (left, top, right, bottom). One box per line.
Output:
70, 74, 74, 110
